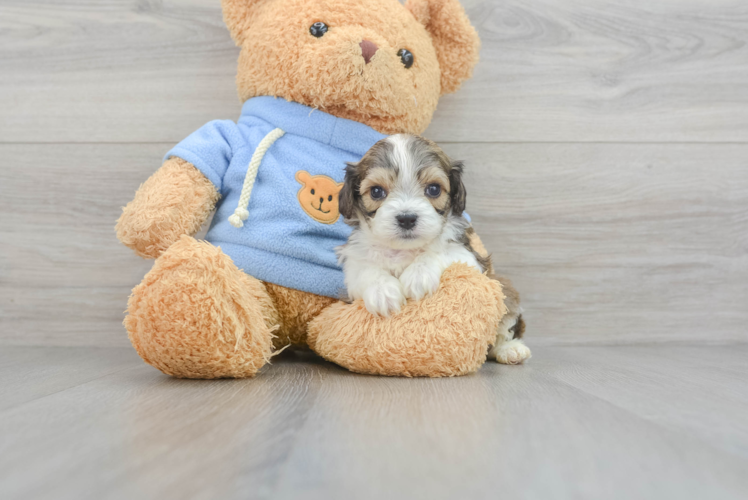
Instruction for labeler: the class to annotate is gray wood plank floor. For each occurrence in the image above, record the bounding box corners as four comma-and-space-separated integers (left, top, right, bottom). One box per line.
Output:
1, 345, 746, 500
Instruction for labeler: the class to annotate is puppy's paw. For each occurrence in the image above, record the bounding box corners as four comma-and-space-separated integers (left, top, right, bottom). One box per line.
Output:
400, 261, 442, 301
363, 277, 406, 317
490, 339, 532, 365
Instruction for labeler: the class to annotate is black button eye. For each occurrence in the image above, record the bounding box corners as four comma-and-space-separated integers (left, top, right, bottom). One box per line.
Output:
370, 186, 386, 200
311, 188, 315, 195
425, 184, 441, 198
397, 49, 414, 69
328, 195, 333, 202
310, 22, 328, 37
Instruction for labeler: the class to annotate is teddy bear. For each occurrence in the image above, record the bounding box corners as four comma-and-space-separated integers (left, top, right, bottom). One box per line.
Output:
116, 0, 529, 379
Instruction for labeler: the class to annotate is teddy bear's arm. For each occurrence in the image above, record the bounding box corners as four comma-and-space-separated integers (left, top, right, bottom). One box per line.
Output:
116, 157, 219, 259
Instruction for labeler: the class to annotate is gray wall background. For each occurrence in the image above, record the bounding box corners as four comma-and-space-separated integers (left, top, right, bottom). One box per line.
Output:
1, 0, 746, 346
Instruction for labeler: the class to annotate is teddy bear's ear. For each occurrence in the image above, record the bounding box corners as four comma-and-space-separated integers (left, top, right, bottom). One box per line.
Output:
405, 0, 481, 95
222, 0, 270, 45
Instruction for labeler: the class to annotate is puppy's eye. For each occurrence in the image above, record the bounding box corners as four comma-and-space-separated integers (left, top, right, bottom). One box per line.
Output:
425, 184, 441, 198
310, 22, 328, 38
397, 49, 414, 69
370, 186, 386, 200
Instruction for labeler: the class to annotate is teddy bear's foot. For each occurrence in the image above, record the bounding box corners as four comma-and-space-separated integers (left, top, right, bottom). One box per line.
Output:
125, 235, 279, 378
307, 264, 506, 377
489, 339, 532, 365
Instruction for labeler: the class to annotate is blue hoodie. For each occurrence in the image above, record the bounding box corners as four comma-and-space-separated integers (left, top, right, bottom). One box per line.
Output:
166, 97, 386, 298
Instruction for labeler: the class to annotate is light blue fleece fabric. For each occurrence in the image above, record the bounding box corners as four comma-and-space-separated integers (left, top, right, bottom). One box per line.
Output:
165, 97, 386, 298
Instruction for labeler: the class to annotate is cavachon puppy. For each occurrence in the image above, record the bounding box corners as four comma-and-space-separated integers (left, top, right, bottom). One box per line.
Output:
337, 134, 531, 364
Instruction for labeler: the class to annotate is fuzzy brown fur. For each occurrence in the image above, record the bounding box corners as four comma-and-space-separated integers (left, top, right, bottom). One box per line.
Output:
126, 236, 277, 378
223, 0, 479, 135
127, 235, 504, 378
308, 264, 505, 377
263, 282, 337, 348
118, 0, 503, 378
116, 159, 219, 259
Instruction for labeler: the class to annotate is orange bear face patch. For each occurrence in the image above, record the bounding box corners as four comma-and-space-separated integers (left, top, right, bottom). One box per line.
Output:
295, 170, 344, 224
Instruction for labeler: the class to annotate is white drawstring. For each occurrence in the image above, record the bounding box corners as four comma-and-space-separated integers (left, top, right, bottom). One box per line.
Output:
228, 127, 285, 228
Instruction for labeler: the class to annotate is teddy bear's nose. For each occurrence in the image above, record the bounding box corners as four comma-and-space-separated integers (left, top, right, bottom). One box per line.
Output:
359, 40, 378, 64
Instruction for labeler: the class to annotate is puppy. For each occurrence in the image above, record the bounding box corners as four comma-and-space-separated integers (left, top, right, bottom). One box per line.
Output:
337, 134, 531, 364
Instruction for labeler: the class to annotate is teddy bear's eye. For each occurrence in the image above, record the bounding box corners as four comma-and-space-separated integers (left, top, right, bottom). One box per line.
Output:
328, 195, 333, 202
311, 189, 315, 195
397, 49, 414, 69
310, 22, 328, 38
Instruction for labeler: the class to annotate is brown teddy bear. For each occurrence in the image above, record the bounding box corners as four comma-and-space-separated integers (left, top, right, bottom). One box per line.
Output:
116, 0, 528, 378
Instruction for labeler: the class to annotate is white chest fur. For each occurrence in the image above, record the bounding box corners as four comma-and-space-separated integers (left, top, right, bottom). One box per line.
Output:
368, 246, 423, 278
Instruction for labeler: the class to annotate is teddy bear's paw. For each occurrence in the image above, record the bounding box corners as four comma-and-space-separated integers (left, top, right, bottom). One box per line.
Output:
400, 261, 442, 302
363, 277, 406, 317
125, 236, 276, 378
490, 339, 532, 365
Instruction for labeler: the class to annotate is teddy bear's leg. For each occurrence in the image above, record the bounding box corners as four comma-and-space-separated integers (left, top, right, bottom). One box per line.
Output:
125, 235, 279, 378
262, 283, 338, 349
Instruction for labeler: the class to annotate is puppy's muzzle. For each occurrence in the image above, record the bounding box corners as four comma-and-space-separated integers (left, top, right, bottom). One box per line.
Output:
396, 213, 418, 230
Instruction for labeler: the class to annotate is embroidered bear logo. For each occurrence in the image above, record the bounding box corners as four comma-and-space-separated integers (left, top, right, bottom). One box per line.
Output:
295, 170, 344, 224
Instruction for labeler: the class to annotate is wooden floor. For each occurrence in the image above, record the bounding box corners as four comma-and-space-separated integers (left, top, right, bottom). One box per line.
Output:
1, 345, 746, 500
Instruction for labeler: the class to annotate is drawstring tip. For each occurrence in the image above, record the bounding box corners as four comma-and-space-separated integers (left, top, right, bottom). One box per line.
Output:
228, 214, 244, 228
228, 207, 249, 228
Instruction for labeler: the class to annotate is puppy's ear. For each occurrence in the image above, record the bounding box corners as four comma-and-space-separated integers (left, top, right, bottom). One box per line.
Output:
222, 0, 270, 45
339, 163, 360, 220
448, 160, 467, 215
405, 0, 480, 95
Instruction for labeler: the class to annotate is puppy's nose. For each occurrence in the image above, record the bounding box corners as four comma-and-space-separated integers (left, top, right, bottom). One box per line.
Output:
396, 213, 418, 230
359, 40, 378, 64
